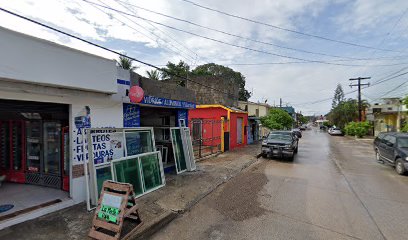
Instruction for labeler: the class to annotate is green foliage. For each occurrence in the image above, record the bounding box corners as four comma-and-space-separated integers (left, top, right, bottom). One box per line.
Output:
403, 95, 408, 108
161, 61, 190, 86
146, 70, 161, 80
117, 53, 137, 71
344, 121, 372, 138
402, 121, 408, 133
192, 63, 251, 101
298, 115, 308, 124
332, 84, 345, 109
261, 108, 294, 130
327, 98, 359, 128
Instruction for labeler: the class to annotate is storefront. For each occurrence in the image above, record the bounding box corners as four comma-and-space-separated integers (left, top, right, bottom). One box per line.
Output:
188, 105, 248, 152
0, 27, 124, 228
122, 93, 196, 172
247, 117, 261, 144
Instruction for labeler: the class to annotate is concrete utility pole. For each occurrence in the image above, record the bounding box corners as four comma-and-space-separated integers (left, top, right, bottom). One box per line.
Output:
349, 77, 370, 122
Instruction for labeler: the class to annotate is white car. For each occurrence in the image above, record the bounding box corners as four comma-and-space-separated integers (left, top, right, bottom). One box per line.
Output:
329, 128, 343, 136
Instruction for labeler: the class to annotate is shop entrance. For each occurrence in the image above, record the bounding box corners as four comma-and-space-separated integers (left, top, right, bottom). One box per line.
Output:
140, 107, 177, 171
0, 99, 69, 190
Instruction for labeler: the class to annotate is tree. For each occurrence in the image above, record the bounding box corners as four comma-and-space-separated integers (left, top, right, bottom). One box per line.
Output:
260, 108, 294, 130
117, 53, 137, 71
161, 60, 190, 86
192, 63, 251, 101
327, 98, 359, 128
146, 70, 161, 80
332, 84, 345, 109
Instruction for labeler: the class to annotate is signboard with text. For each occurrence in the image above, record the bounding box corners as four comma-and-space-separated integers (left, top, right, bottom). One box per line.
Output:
141, 95, 196, 109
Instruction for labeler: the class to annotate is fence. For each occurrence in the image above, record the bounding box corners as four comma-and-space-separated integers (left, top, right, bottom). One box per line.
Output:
189, 119, 225, 159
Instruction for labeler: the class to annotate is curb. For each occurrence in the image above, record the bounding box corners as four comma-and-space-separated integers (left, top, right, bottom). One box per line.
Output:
131, 156, 259, 239
130, 210, 178, 240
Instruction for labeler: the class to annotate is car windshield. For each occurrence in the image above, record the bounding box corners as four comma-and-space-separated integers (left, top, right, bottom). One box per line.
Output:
268, 133, 292, 141
397, 137, 408, 148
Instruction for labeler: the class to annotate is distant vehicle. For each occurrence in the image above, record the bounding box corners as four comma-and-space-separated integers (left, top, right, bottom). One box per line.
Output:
299, 125, 306, 131
328, 128, 343, 136
292, 128, 302, 138
374, 132, 408, 175
261, 131, 298, 161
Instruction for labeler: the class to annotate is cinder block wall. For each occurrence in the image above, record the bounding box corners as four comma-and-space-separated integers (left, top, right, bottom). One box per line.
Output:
131, 72, 196, 102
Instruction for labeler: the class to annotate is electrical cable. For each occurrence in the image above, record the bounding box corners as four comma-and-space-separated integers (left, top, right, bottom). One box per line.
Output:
81, 0, 404, 67
0, 6, 238, 98
82, 0, 197, 63
112, 0, 206, 65
114, 0, 386, 61
179, 0, 402, 53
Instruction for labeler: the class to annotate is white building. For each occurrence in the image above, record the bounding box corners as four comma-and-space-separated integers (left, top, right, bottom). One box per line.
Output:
0, 26, 126, 228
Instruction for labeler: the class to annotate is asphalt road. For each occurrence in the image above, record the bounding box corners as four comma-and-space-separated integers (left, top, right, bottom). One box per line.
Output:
150, 127, 408, 240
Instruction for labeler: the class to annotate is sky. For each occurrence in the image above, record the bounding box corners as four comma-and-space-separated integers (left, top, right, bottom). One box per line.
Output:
1, 0, 408, 115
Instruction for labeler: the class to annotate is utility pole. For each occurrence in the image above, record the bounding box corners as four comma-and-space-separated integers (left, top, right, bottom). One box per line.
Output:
349, 77, 370, 122
279, 98, 282, 108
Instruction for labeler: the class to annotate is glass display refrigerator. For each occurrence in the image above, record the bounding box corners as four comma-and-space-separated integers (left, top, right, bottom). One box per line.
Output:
26, 121, 62, 189
0, 120, 25, 183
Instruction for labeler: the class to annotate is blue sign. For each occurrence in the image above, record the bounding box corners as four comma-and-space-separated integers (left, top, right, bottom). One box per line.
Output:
141, 95, 196, 109
123, 103, 140, 127
177, 109, 188, 127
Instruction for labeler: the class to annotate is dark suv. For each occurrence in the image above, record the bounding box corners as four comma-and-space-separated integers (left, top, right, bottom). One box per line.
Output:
261, 131, 298, 161
374, 132, 408, 175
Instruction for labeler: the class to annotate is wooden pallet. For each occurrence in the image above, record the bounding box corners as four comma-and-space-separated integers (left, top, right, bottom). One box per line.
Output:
89, 181, 142, 240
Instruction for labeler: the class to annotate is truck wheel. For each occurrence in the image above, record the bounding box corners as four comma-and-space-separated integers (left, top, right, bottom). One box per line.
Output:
395, 159, 407, 175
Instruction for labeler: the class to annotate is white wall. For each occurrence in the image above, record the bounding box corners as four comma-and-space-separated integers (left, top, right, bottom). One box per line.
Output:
0, 81, 124, 203
0, 27, 117, 93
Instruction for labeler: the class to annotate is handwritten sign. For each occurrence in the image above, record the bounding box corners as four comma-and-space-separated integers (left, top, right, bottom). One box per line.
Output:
98, 205, 120, 223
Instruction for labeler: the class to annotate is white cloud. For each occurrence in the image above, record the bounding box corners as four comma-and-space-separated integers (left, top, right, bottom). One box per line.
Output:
1, 0, 407, 115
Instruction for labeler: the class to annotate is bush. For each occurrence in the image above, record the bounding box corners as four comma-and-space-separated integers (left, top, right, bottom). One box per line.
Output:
344, 121, 372, 138
402, 123, 408, 133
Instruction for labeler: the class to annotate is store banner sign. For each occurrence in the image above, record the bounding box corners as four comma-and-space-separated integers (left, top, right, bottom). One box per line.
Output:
123, 103, 140, 127
73, 128, 124, 165
141, 95, 196, 109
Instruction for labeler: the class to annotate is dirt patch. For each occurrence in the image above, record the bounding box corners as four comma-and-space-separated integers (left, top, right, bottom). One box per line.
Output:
212, 163, 268, 221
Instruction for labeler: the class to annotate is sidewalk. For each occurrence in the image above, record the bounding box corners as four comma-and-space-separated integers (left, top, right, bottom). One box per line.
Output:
0, 143, 261, 240
344, 135, 375, 146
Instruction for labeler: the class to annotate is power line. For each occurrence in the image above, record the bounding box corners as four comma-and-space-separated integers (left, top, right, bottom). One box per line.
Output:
82, 1, 401, 67
112, 0, 204, 65
114, 0, 383, 61
82, 0, 197, 63
375, 81, 408, 99
179, 0, 402, 53
0, 6, 237, 98
293, 70, 408, 106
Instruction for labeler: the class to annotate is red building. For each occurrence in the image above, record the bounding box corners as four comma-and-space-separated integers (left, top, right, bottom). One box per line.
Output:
189, 105, 248, 152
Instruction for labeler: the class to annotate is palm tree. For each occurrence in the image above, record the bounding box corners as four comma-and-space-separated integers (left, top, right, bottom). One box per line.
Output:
146, 70, 161, 80
117, 54, 137, 71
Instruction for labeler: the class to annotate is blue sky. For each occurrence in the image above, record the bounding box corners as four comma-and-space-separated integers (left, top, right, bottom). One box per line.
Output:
1, 0, 408, 115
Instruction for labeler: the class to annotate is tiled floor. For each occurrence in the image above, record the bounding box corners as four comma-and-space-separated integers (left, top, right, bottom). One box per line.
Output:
0, 183, 69, 216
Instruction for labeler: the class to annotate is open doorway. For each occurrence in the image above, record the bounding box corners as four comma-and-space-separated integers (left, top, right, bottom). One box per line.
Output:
0, 99, 70, 219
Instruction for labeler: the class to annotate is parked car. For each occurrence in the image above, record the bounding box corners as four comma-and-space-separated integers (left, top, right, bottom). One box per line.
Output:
374, 132, 408, 175
328, 128, 343, 136
299, 125, 307, 131
292, 128, 302, 138
261, 131, 298, 161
